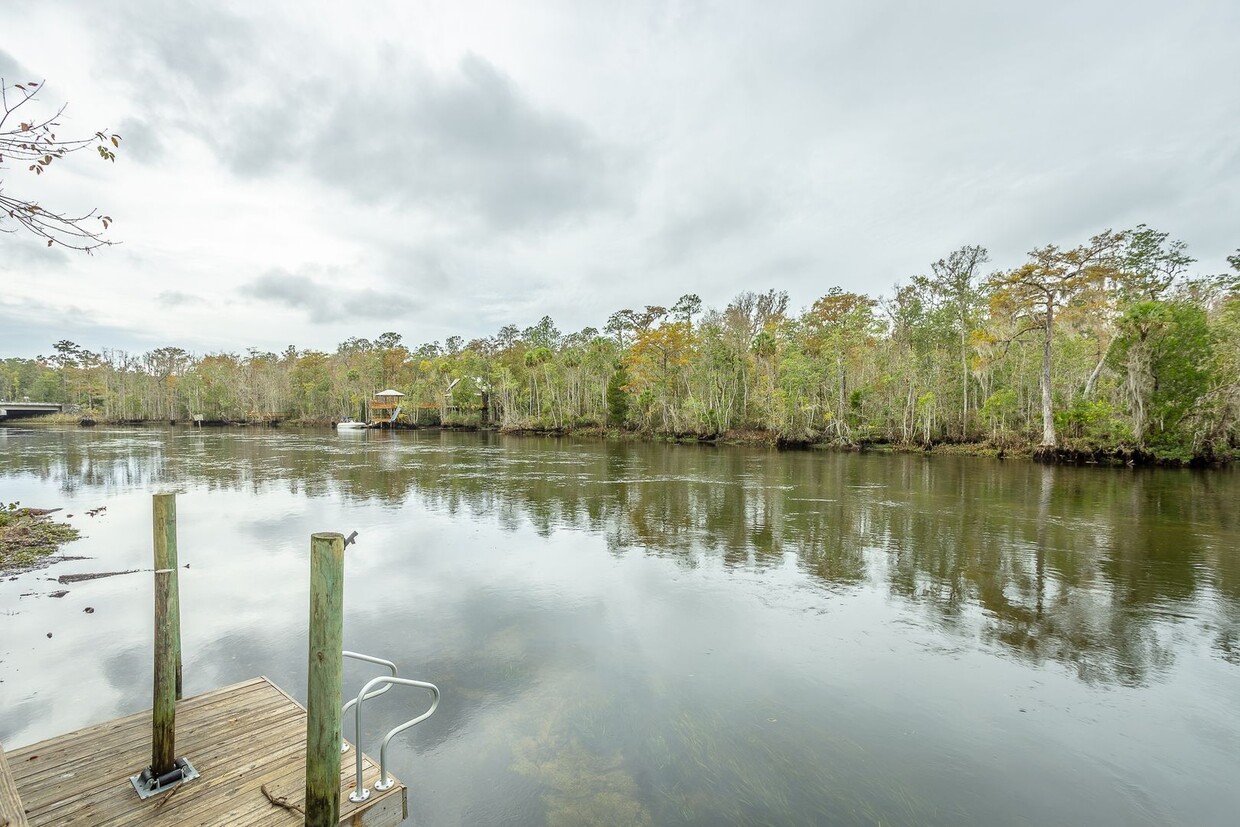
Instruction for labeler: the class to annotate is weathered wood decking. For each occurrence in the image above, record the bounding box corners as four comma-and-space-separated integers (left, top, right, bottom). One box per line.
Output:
1, 736, 31, 827
2, 677, 406, 826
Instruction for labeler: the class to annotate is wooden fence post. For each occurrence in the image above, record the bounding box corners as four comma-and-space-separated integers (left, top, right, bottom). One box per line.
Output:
151, 493, 182, 776
304, 532, 345, 827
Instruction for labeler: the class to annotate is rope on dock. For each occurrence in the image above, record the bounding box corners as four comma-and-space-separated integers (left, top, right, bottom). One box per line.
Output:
154, 782, 182, 811
261, 783, 305, 816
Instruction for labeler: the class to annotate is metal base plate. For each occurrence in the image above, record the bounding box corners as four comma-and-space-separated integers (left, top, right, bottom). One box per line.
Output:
129, 757, 200, 799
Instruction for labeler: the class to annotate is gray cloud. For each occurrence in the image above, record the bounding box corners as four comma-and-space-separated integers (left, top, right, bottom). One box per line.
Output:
1, 237, 71, 271
0, 297, 159, 357
107, 2, 253, 98
653, 191, 775, 267
312, 54, 629, 230
244, 267, 417, 323
115, 117, 163, 164
0, 48, 25, 82
96, 3, 632, 234
209, 53, 630, 233
371, 234, 573, 342
156, 290, 203, 308
99, 6, 632, 234
4, 1, 1240, 354
91, 3, 258, 167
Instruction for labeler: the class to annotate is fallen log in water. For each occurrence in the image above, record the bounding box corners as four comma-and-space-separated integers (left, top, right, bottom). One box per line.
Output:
57, 570, 139, 584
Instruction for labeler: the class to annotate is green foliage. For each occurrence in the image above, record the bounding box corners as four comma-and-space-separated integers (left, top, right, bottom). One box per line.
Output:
0, 500, 21, 529
1111, 299, 1213, 449
2, 231, 1237, 460
1058, 398, 1127, 443
980, 390, 1016, 425
606, 364, 630, 427
1146, 303, 1212, 445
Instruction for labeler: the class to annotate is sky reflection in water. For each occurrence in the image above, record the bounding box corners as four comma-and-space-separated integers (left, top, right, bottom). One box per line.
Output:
1, 427, 1238, 826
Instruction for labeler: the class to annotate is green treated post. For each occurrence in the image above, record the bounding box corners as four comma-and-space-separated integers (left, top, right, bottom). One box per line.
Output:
152, 493, 183, 700
304, 532, 345, 827
151, 493, 182, 776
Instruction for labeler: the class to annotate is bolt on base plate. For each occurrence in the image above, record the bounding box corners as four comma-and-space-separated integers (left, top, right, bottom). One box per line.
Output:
129, 757, 200, 799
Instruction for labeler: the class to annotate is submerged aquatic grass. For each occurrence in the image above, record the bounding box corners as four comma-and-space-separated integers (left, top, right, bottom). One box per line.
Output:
509, 682, 653, 827
0, 502, 81, 572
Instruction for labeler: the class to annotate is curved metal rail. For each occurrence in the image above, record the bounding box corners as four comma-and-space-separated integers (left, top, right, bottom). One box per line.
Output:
341, 651, 397, 754
347, 675, 440, 802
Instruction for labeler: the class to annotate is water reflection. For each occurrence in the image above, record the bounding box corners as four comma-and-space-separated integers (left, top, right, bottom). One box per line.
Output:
2, 427, 1238, 825
3, 428, 1234, 690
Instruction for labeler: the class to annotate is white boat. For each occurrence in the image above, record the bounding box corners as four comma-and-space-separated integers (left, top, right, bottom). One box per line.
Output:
336, 419, 368, 430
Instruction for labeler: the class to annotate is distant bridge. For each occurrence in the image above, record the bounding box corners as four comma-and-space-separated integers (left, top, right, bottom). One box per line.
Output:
0, 401, 65, 420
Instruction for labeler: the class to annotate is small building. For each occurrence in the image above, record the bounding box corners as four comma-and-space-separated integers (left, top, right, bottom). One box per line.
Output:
368, 389, 405, 423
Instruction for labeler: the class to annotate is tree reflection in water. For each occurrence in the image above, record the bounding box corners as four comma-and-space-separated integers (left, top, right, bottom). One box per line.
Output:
2, 426, 1237, 689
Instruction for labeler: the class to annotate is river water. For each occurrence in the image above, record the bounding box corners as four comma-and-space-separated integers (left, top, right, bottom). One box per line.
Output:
0, 427, 1237, 825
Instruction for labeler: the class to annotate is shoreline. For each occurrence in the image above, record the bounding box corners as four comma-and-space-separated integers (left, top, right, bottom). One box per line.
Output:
5, 416, 1234, 468
497, 426, 1233, 468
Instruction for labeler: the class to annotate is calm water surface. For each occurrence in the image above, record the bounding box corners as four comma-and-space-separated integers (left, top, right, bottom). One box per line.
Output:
1, 427, 1237, 825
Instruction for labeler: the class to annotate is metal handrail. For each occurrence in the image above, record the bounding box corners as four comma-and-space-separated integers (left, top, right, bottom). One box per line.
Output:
341, 651, 397, 754
373, 678, 441, 792
347, 675, 440, 802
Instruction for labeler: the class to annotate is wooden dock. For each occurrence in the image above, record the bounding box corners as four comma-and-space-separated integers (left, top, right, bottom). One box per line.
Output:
2, 677, 406, 826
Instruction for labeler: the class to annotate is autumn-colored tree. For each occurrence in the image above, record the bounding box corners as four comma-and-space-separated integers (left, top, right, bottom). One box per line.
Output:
291, 351, 332, 418
987, 231, 1125, 448
804, 288, 879, 439
4, 237, 1236, 458
625, 322, 694, 432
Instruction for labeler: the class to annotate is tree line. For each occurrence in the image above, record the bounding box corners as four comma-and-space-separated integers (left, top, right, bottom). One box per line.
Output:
4, 226, 1239, 460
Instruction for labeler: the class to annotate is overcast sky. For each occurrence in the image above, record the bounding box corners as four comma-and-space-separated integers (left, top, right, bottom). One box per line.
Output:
1, 1, 1237, 358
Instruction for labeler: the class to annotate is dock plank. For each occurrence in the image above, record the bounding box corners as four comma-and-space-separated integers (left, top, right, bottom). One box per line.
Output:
8, 677, 407, 827
31, 710, 306, 825
13, 693, 300, 803
13, 686, 288, 789
1, 739, 32, 827
10, 678, 270, 776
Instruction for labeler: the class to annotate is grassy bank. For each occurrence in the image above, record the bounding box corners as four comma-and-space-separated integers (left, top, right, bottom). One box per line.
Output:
5, 412, 85, 426
497, 423, 1236, 466
0, 503, 81, 572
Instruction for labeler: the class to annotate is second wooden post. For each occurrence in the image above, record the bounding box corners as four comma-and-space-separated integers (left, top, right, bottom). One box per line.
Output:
151, 492, 182, 777
304, 532, 345, 827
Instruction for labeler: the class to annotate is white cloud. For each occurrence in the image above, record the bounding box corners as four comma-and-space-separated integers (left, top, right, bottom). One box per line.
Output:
1, 0, 1238, 357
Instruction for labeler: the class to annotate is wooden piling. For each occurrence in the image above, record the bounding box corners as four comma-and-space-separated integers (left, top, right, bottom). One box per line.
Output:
304, 532, 345, 827
152, 493, 183, 700
151, 493, 182, 776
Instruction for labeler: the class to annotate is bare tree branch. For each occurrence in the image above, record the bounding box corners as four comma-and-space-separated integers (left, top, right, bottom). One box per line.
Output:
0, 77, 120, 251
